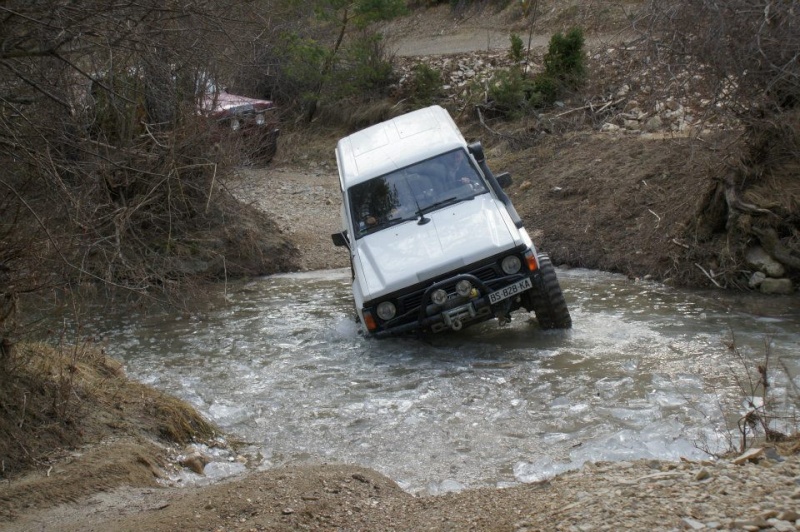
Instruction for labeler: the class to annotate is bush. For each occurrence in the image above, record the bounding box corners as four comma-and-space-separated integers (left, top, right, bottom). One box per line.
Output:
487, 68, 531, 119
528, 72, 560, 107
329, 32, 397, 100
509, 33, 524, 62
650, 0, 800, 115
406, 63, 444, 105
485, 27, 586, 118
543, 27, 586, 90
260, 33, 328, 107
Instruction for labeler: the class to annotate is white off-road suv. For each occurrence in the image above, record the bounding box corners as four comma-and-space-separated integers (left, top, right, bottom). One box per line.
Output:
332, 105, 571, 337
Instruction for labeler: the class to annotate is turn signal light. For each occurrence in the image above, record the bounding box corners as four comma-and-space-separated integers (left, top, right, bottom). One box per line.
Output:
524, 251, 538, 272
363, 311, 378, 331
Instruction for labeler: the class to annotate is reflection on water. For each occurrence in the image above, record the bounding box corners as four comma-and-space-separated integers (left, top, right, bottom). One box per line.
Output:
92, 268, 799, 494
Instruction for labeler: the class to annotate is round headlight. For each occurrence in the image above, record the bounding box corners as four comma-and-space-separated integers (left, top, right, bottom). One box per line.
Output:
455, 279, 473, 296
501, 255, 522, 274
376, 301, 396, 320
431, 289, 448, 305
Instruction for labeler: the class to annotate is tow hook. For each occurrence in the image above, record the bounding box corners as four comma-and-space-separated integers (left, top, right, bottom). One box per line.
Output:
451, 319, 463, 331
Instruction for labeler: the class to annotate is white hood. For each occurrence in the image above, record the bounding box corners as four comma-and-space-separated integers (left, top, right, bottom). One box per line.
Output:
354, 195, 522, 300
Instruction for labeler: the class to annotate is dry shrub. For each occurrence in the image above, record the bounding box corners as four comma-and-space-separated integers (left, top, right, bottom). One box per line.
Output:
316, 100, 408, 132
0, 342, 217, 479
647, 0, 800, 120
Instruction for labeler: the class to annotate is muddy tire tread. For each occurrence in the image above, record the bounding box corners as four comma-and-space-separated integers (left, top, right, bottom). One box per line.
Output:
529, 253, 572, 330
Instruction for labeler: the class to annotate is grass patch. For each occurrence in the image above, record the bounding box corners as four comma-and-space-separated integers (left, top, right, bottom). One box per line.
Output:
0, 341, 218, 480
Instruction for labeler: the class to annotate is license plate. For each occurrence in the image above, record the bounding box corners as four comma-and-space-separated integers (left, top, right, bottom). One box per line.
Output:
488, 278, 532, 304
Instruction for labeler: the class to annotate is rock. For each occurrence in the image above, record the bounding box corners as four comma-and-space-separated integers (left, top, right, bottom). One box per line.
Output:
623, 119, 639, 131
674, 119, 691, 132
748, 271, 766, 288
746, 246, 786, 277
643, 115, 663, 132
601, 122, 620, 132
682, 517, 706, 529
665, 98, 681, 111
767, 519, 796, 532
732, 447, 764, 465
759, 278, 793, 295
624, 100, 639, 112
694, 467, 711, 481
180, 451, 210, 475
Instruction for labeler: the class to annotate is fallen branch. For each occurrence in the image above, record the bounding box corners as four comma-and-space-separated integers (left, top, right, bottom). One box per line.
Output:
695, 263, 723, 288
554, 97, 625, 118
671, 238, 690, 249
648, 209, 661, 227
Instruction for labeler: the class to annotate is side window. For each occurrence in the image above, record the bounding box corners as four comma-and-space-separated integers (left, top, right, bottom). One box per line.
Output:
432, 150, 486, 198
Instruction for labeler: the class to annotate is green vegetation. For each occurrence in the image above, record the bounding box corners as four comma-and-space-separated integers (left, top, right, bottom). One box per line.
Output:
509, 33, 524, 62
406, 63, 444, 105
285, 0, 407, 119
487, 27, 586, 118
543, 28, 586, 91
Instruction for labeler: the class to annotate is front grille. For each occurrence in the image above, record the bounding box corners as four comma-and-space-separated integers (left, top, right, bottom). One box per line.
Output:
396, 259, 505, 315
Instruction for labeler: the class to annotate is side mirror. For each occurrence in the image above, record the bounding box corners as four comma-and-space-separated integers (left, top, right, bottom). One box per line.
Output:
331, 231, 348, 248
496, 172, 513, 188
468, 142, 485, 163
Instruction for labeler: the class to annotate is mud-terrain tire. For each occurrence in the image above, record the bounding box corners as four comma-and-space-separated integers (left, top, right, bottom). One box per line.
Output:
525, 253, 572, 330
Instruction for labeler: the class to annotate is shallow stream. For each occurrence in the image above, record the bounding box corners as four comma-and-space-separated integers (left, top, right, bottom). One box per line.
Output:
94, 268, 799, 494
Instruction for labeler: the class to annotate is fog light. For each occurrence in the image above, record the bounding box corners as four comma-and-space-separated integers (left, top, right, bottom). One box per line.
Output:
455, 279, 473, 296
501, 255, 522, 274
431, 289, 448, 305
376, 301, 396, 320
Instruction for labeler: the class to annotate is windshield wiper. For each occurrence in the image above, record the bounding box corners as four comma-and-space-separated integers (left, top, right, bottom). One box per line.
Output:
419, 196, 460, 215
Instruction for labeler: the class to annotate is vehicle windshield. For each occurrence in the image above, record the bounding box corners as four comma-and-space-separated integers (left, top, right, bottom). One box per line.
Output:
348, 149, 488, 238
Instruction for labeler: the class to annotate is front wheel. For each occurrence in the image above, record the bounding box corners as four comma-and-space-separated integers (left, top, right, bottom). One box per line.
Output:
523, 253, 572, 330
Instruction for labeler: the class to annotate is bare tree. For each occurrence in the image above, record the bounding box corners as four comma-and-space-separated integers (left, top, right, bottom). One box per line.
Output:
0, 1, 295, 359
647, 0, 800, 116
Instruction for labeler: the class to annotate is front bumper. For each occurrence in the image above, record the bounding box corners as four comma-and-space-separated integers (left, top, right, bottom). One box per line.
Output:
370, 271, 536, 338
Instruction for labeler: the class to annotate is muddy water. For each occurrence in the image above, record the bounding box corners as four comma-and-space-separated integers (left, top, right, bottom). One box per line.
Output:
99, 268, 799, 494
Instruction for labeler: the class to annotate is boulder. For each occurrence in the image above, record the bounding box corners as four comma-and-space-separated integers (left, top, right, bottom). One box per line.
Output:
748, 271, 766, 288
759, 278, 793, 295
746, 246, 786, 277
644, 115, 663, 132
623, 119, 639, 131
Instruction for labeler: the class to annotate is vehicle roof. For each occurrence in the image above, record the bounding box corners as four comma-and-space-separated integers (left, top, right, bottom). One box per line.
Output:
336, 105, 467, 189
200, 90, 274, 117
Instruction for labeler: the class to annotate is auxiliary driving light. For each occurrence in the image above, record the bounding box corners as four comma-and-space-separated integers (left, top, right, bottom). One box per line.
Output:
376, 301, 396, 320
431, 289, 448, 305
455, 279, 473, 297
501, 255, 522, 274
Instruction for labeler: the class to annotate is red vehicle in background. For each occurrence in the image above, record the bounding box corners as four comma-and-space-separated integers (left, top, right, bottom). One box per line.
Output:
200, 89, 279, 164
